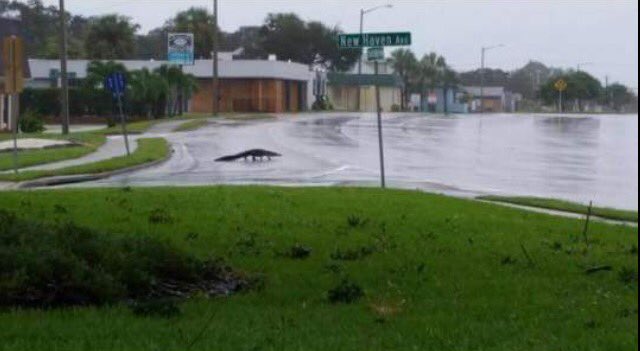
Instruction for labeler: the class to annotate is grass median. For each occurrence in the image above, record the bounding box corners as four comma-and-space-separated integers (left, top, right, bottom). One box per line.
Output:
0, 186, 636, 350
173, 119, 210, 132
0, 137, 169, 182
478, 195, 638, 222
0, 133, 107, 172
98, 120, 157, 135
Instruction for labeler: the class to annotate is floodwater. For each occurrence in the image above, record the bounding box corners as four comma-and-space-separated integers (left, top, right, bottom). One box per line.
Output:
78, 113, 638, 210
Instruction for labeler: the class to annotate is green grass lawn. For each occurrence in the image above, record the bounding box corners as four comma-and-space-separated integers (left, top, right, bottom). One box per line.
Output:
0, 137, 169, 182
98, 120, 157, 135
173, 119, 210, 132
0, 133, 107, 172
0, 186, 636, 350
478, 195, 638, 222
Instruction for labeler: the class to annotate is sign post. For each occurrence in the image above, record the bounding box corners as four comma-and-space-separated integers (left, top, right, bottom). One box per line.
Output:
554, 79, 567, 113
369, 47, 386, 188
168, 33, 195, 65
105, 72, 130, 156
3, 36, 25, 174
338, 32, 411, 188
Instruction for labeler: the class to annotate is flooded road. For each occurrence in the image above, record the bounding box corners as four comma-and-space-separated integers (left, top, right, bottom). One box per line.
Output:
76, 113, 638, 210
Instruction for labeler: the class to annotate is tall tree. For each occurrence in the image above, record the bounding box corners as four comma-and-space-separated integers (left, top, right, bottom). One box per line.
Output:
416, 52, 447, 110
388, 49, 418, 110
163, 7, 224, 59
259, 13, 360, 71
539, 71, 603, 111
603, 83, 635, 111
84, 15, 139, 59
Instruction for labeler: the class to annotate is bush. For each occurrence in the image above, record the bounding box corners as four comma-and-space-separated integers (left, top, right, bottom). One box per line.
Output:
312, 96, 333, 111
0, 210, 245, 308
20, 88, 60, 116
327, 278, 364, 304
19, 110, 45, 133
390, 104, 401, 112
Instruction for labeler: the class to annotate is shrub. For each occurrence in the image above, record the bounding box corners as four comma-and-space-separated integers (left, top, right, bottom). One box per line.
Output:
330, 245, 375, 261
19, 110, 45, 133
279, 244, 312, 259
312, 96, 333, 111
391, 104, 401, 112
0, 210, 245, 308
327, 278, 364, 304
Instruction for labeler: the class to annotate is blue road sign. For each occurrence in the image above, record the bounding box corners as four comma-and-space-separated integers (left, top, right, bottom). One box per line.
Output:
105, 72, 127, 98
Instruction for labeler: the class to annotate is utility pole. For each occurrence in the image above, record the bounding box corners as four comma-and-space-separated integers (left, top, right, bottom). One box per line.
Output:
357, 4, 392, 112
59, 0, 70, 134
357, 9, 364, 112
480, 47, 485, 113
605, 75, 611, 109
479, 44, 503, 113
212, 0, 219, 116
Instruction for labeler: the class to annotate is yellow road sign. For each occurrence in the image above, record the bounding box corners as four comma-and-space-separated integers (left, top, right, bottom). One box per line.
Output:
554, 79, 567, 92
2, 36, 25, 94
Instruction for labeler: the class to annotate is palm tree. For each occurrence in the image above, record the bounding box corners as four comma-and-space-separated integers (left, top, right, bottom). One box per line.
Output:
176, 73, 199, 115
388, 49, 418, 110
154, 65, 184, 116
83, 60, 128, 118
417, 53, 447, 112
129, 68, 168, 119
155, 65, 200, 116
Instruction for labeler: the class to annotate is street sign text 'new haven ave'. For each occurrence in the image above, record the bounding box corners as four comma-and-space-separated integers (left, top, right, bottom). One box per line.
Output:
338, 32, 411, 49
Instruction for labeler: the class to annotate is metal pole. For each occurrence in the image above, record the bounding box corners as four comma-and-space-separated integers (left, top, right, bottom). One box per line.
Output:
479, 47, 485, 113
11, 94, 19, 175
356, 9, 363, 112
116, 92, 131, 156
59, 0, 70, 134
212, 0, 219, 116
559, 90, 563, 113
374, 60, 386, 188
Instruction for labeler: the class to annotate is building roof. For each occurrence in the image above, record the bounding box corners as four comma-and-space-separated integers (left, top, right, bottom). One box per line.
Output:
0, 17, 31, 78
461, 86, 505, 98
327, 72, 403, 87
28, 58, 314, 81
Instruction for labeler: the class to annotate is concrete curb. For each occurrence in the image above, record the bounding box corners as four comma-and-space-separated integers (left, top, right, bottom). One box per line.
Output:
16, 149, 172, 189
476, 199, 638, 227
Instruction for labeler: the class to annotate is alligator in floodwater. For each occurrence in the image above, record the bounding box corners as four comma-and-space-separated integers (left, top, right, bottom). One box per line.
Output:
215, 149, 282, 162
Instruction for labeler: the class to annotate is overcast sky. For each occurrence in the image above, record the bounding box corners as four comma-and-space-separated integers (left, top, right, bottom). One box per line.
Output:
36, 0, 638, 88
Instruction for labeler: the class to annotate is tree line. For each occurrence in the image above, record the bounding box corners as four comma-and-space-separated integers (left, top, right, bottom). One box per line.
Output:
0, 0, 360, 71
3, 0, 635, 113
387, 47, 636, 112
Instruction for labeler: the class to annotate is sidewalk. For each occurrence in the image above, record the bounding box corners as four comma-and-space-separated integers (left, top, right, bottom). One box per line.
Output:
0, 135, 139, 174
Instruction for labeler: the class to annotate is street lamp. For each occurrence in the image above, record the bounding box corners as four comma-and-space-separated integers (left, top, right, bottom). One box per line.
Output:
479, 44, 504, 113
357, 4, 393, 110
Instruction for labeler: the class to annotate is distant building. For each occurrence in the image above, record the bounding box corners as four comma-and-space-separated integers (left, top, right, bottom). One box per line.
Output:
417, 87, 469, 114
1, 17, 31, 131
461, 86, 521, 112
326, 72, 403, 112
28, 55, 314, 114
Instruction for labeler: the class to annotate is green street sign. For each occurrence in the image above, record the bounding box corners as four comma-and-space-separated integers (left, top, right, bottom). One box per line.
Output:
367, 47, 384, 61
338, 32, 411, 49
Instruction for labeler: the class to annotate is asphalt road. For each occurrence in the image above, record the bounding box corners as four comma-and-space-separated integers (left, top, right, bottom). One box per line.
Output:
69, 113, 638, 210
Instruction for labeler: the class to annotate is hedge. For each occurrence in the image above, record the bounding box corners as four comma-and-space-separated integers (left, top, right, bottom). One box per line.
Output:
19, 88, 168, 119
